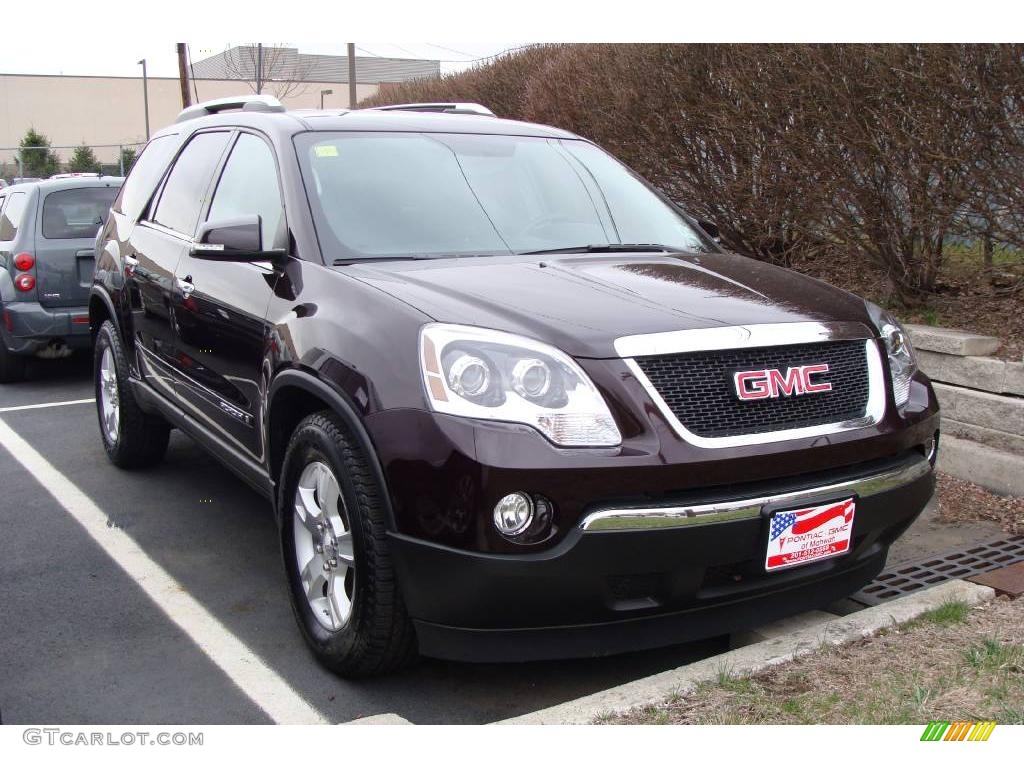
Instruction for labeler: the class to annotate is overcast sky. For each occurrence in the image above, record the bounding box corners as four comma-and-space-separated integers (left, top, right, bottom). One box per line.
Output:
0, 42, 525, 79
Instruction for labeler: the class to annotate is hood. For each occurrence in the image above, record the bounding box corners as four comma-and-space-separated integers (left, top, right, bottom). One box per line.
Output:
341, 251, 873, 358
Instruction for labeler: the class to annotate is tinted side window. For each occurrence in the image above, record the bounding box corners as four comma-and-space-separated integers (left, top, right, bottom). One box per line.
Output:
0, 192, 28, 241
43, 186, 120, 239
152, 132, 231, 236
207, 133, 284, 248
112, 135, 179, 221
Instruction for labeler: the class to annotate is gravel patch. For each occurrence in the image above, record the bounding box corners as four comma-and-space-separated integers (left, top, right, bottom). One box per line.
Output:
937, 472, 1024, 537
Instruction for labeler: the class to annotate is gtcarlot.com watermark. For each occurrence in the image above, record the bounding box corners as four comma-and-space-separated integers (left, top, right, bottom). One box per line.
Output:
23, 728, 203, 746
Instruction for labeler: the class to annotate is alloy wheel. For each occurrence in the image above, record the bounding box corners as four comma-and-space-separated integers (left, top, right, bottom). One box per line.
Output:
99, 346, 120, 444
293, 460, 355, 630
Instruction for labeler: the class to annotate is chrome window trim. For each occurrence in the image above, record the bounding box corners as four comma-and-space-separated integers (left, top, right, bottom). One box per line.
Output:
619, 322, 887, 449
580, 454, 931, 532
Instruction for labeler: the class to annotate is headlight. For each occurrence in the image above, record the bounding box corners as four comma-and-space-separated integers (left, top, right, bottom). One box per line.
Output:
419, 323, 622, 447
866, 303, 917, 407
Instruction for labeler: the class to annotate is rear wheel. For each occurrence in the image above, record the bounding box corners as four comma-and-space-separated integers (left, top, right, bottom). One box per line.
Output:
279, 411, 417, 677
0, 340, 26, 383
94, 320, 170, 468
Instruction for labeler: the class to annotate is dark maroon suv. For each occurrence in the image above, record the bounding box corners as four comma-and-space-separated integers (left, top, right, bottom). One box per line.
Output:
90, 96, 939, 677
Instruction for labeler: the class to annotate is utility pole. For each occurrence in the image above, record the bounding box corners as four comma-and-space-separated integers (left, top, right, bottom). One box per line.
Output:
137, 59, 150, 140
347, 43, 357, 108
256, 43, 263, 95
176, 44, 192, 108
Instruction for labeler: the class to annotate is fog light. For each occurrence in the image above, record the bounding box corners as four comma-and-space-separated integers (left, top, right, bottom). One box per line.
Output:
493, 492, 534, 537
925, 432, 939, 466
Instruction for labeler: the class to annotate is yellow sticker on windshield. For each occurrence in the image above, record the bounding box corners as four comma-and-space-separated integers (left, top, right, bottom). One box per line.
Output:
314, 145, 339, 157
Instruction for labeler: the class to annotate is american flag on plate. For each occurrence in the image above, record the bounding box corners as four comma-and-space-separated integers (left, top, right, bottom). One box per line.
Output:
765, 497, 855, 571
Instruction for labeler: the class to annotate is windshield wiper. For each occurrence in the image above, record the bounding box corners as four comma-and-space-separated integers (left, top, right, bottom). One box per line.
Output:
519, 243, 677, 256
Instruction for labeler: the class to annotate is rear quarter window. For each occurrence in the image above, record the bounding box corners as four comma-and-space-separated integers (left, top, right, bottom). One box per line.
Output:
42, 186, 120, 240
111, 134, 179, 222
0, 191, 28, 241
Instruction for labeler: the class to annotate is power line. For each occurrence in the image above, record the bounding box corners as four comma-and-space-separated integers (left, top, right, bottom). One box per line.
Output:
386, 43, 419, 58
354, 45, 388, 59
424, 42, 478, 59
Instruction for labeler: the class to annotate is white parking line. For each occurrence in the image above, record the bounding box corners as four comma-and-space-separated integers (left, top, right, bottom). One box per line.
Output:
0, 416, 330, 725
0, 397, 96, 413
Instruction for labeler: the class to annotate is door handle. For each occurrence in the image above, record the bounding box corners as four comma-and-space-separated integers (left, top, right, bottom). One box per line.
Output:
177, 276, 195, 298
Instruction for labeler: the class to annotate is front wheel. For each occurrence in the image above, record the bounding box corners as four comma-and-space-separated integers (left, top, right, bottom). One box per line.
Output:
94, 320, 171, 468
279, 411, 416, 677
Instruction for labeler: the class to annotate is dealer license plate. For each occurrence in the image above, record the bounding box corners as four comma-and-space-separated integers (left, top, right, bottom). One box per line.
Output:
764, 497, 856, 572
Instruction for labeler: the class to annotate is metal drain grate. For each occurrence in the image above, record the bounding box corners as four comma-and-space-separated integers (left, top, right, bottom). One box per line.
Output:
850, 536, 1024, 606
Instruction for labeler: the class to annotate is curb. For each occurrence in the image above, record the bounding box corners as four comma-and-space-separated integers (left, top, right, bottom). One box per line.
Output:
494, 578, 996, 725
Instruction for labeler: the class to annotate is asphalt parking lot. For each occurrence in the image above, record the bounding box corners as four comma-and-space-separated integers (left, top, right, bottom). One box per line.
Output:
0, 353, 730, 725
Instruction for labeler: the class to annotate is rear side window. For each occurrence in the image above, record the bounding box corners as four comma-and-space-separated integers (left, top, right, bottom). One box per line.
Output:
0, 192, 28, 241
112, 135, 179, 222
42, 186, 120, 239
152, 132, 231, 236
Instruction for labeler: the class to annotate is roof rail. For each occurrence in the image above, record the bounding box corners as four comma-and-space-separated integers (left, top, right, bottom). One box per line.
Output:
372, 102, 495, 117
176, 94, 286, 124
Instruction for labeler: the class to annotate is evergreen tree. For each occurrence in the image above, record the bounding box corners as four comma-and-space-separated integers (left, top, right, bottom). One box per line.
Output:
68, 143, 101, 174
119, 146, 138, 175
17, 127, 60, 177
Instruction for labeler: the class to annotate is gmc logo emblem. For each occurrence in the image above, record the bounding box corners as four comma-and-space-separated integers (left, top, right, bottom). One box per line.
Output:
733, 364, 833, 401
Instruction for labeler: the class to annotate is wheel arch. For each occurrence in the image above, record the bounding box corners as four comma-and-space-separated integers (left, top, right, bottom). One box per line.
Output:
267, 368, 396, 530
88, 286, 120, 341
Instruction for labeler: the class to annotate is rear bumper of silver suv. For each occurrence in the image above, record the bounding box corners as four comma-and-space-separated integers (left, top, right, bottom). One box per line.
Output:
1, 301, 91, 354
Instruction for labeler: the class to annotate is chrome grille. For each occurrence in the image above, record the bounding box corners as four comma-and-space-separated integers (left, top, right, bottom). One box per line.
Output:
634, 340, 871, 439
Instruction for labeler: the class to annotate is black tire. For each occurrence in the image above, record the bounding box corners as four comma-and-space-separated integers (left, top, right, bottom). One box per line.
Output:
94, 320, 171, 469
279, 410, 417, 678
0, 339, 27, 383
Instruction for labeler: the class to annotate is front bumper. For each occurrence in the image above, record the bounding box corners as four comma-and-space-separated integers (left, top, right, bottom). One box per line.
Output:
1, 301, 91, 354
389, 451, 934, 662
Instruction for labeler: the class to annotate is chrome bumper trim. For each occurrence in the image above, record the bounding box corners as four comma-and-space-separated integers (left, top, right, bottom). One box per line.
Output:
579, 455, 932, 532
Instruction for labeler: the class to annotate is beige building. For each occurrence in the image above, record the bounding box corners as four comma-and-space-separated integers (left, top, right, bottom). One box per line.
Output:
0, 47, 440, 169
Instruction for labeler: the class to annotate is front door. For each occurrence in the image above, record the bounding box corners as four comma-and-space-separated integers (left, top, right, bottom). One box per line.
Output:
171, 131, 286, 461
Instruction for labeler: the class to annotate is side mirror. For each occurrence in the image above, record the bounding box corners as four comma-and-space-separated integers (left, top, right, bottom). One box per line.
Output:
698, 219, 720, 241
191, 214, 286, 261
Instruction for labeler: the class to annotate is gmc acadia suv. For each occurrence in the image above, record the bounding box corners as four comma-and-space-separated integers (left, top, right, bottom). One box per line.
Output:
90, 95, 939, 677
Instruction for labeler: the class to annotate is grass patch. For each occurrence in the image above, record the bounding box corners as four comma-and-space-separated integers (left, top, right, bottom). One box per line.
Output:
908, 600, 971, 629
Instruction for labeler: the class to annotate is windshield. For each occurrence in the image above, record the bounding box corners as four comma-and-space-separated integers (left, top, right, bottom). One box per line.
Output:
295, 132, 709, 260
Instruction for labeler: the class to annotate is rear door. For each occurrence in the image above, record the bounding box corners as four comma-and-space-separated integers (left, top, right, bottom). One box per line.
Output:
34, 182, 120, 308
170, 130, 285, 459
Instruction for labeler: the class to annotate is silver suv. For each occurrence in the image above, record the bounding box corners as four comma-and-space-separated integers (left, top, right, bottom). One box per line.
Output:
0, 176, 122, 381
